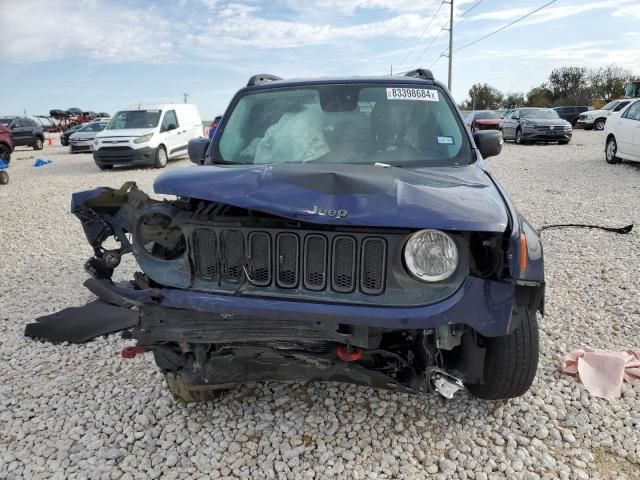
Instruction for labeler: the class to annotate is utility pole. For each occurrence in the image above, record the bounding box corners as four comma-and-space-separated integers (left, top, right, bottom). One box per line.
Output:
183, 93, 189, 103
447, 0, 454, 91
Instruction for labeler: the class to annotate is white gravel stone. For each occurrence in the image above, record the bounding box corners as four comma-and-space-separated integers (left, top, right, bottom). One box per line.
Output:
0, 130, 639, 480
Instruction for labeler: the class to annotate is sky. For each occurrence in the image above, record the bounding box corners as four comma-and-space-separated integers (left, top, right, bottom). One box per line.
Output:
1, 0, 639, 119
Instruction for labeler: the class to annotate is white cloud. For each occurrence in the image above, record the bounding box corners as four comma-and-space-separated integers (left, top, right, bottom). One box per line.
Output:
0, 0, 173, 62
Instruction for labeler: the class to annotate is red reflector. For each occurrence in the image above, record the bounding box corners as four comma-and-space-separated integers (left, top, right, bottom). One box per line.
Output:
336, 345, 363, 362
121, 346, 145, 359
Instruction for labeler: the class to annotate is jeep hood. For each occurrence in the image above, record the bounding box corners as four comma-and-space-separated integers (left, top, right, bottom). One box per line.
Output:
154, 164, 509, 232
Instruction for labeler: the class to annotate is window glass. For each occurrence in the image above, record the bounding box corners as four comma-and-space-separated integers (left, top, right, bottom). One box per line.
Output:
613, 101, 630, 112
474, 111, 499, 120
520, 109, 560, 119
161, 110, 178, 130
218, 84, 472, 167
107, 110, 161, 130
623, 102, 640, 121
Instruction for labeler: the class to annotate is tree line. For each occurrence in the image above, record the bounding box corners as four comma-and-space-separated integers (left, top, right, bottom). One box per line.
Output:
460, 64, 637, 110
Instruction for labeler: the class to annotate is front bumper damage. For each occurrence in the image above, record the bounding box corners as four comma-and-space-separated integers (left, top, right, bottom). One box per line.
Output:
71, 182, 544, 396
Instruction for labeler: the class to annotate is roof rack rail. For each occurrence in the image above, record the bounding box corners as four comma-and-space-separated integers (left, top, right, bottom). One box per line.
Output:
247, 74, 283, 87
403, 68, 434, 81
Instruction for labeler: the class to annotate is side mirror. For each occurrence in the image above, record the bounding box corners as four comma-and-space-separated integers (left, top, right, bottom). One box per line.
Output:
473, 130, 503, 159
188, 137, 210, 165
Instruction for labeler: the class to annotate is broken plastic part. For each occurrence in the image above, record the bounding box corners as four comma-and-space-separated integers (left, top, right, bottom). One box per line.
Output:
121, 346, 146, 359
432, 374, 464, 399
336, 345, 364, 362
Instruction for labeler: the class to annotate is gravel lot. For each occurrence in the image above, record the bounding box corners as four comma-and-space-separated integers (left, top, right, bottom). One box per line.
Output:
1, 131, 639, 480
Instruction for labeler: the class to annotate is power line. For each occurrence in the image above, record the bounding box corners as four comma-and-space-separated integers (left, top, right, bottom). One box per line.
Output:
411, 0, 485, 70
397, 1, 446, 68
458, 0, 485, 18
454, 0, 560, 52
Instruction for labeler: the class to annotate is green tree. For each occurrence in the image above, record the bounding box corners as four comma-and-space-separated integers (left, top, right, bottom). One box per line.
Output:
588, 64, 634, 102
463, 83, 504, 110
547, 66, 588, 104
504, 92, 525, 109
526, 85, 553, 107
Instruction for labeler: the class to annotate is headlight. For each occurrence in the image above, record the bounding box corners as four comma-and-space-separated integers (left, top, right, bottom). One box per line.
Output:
404, 229, 458, 282
134, 133, 153, 144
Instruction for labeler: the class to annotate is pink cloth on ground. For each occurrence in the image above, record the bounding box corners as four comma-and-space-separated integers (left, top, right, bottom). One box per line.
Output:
562, 348, 640, 399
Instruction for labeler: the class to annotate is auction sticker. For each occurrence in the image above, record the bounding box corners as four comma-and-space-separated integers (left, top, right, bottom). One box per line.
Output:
386, 88, 439, 102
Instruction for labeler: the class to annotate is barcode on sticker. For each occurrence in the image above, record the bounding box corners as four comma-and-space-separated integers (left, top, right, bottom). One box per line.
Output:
386, 88, 439, 102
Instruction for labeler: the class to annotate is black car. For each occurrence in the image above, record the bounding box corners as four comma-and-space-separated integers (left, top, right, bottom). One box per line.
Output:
60, 124, 86, 146
501, 108, 572, 145
0, 117, 45, 150
552, 106, 590, 126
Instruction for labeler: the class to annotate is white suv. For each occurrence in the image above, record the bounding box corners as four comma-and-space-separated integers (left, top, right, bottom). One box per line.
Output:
577, 99, 632, 131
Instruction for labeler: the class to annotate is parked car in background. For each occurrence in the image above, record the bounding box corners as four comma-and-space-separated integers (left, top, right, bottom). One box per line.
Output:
465, 110, 502, 132
93, 103, 203, 169
69, 121, 108, 153
34, 115, 58, 132
0, 117, 45, 150
552, 106, 590, 126
0, 122, 14, 165
208, 115, 223, 140
604, 99, 640, 164
73, 69, 544, 403
501, 108, 572, 145
61, 123, 87, 146
577, 100, 632, 131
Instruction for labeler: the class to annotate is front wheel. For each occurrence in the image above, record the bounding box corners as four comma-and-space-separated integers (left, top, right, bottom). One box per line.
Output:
515, 129, 524, 145
605, 136, 620, 164
0, 170, 8, 185
33, 137, 44, 150
467, 308, 539, 400
0, 144, 10, 165
154, 145, 168, 168
594, 119, 606, 131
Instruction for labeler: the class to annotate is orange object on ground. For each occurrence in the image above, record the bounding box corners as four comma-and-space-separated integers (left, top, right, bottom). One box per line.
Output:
47, 137, 52, 145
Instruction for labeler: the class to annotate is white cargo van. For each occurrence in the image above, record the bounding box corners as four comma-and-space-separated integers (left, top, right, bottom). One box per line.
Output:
93, 104, 203, 169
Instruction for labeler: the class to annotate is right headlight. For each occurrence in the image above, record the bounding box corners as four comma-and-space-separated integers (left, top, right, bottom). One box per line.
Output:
404, 229, 458, 282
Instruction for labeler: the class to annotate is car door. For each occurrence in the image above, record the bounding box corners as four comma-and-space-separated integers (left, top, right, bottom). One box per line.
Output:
613, 101, 640, 157
503, 110, 517, 139
159, 110, 180, 157
621, 101, 640, 158
10, 119, 30, 146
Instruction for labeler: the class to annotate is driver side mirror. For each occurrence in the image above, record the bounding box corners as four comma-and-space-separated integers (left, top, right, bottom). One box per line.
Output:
163, 123, 177, 132
188, 137, 210, 165
473, 130, 503, 159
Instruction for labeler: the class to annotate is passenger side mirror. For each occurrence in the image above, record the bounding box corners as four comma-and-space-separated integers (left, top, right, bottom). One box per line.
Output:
188, 137, 210, 165
473, 130, 503, 159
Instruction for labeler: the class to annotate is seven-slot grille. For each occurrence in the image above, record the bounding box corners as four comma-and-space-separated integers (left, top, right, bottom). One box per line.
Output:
192, 229, 387, 295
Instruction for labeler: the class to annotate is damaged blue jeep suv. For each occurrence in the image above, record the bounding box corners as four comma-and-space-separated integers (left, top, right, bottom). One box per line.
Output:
72, 69, 544, 402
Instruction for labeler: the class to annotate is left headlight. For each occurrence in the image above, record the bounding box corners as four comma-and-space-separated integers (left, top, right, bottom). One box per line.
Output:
404, 229, 458, 282
134, 133, 153, 144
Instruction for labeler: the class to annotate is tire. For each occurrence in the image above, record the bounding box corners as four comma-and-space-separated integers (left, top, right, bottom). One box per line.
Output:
165, 372, 227, 403
61, 138, 69, 147
467, 308, 539, 400
33, 137, 44, 150
515, 128, 524, 145
97, 163, 113, 170
605, 136, 620, 164
0, 144, 10, 165
558, 140, 570, 145
0, 171, 8, 185
154, 145, 168, 168
594, 119, 606, 131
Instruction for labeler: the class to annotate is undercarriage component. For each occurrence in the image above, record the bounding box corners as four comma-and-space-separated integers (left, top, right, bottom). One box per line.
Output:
430, 371, 464, 399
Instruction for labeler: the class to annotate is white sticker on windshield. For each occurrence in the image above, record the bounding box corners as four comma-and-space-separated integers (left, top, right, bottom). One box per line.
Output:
386, 88, 439, 102
437, 136, 454, 145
